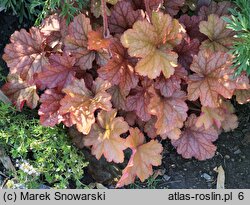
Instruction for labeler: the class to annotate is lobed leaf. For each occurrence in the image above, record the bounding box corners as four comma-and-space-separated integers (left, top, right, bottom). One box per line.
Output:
40, 14, 68, 49
38, 89, 71, 127
148, 86, 188, 138
87, 30, 111, 51
126, 78, 152, 121
179, 14, 206, 41
84, 109, 129, 163
108, 85, 128, 110
36, 53, 76, 90
198, 1, 233, 19
196, 100, 238, 132
235, 89, 250, 104
64, 14, 95, 70
59, 78, 112, 134
108, 1, 144, 34
1, 74, 39, 111
199, 14, 235, 52
116, 128, 163, 187
174, 37, 200, 69
121, 11, 183, 79
154, 66, 187, 97
98, 39, 139, 93
164, 0, 185, 16
3, 27, 48, 81
172, 114, 219, 160
187, 50, 246, 108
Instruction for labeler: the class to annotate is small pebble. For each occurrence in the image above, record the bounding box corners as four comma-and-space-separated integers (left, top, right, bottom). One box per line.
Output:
163, 175, 171, 181
171, 164, 176, 168
234, 149, 241, 155
201, 173, 212, 181
225, 155, 230, 159
39, 184, 50, 189
231, 158, 235, 162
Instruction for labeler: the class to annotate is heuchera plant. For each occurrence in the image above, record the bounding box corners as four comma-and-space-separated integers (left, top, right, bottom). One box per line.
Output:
1, 0, 250, 187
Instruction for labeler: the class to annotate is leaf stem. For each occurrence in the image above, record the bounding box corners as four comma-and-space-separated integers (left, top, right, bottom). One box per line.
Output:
101, 0, 109, 37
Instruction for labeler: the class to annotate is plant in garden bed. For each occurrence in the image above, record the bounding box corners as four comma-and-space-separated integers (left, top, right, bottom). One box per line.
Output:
0, 102, 88, 188
1, 0, 250, 188
0, 0, 90, 24
223, 0, 250, 75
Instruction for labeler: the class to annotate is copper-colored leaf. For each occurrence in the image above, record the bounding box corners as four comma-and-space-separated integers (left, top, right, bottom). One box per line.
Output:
235, 89, 250, 104
108, 1, 144, 34
40, 14, 67, 49
87, 30, 111, 51
148, 86, 188, 137
196, 106, 225, 130
172, 114, 219, 160
36, 53, 76, 90
196, 100, 238, 131
64, 14, 95, 70
220, 101, 238, 132
121, 11, 183, 79
98, 39, 139, 93
188, 50, 242, 108
59, 78, 112, 134
84, 109, 129, 163
199, 14, 235, 52
1, 74, 39, 111
116, 128, 163, 187
3, 27, 48, 81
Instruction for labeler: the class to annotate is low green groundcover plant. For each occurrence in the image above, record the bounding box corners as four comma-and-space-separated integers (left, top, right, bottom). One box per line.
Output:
1, 0, 250, 188
0, 102, 88, 188
0, 0, 90, 24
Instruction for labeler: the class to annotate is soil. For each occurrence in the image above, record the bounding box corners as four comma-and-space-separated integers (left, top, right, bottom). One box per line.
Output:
158, 103, 250, 189
0, 11, 249, 189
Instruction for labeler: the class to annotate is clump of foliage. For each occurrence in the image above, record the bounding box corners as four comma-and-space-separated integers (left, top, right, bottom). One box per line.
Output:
0, 102, 88, 188
224, 0, 250, 75
0, 0, 90, 24
1, 0, 250, 188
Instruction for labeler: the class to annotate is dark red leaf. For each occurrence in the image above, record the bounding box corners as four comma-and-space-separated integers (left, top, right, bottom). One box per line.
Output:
126, 78, 153, 121
38, 89, 68, 127
179, 14, 207, 41
164, 0, 185, 16
36, 53, 76, 90
198, 1, 233, 20
174, 37, 200, 69
172, 114, 219, 160
98, 39, 139, 93
108, 1, 144, 34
